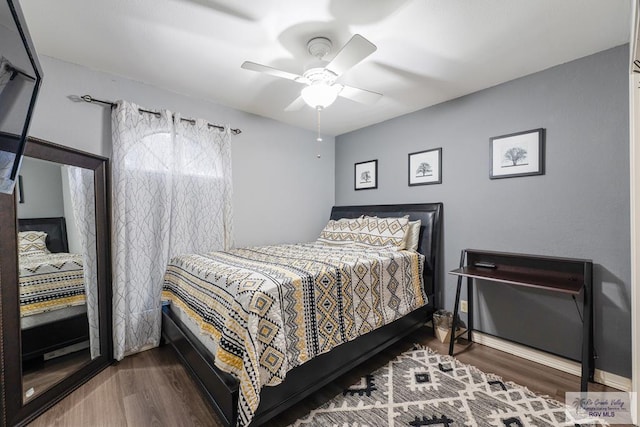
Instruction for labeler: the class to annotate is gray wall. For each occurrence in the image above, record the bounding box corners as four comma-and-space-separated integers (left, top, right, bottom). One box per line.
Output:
17, 156, 64, 218
335, 45, 631, 377
28, 56, 335, 247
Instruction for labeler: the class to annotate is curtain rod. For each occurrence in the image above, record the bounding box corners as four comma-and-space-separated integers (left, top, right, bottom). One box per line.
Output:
80, 95, 241, 135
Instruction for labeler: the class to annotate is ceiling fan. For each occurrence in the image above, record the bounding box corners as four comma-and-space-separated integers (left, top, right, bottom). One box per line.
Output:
241, 34, 382, 111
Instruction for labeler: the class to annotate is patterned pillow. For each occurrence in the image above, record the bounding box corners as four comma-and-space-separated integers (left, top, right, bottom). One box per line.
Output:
404, 220, 422, 251
18, 231, 50, 256
358, 216, 410, 249
317, 216, 364, 246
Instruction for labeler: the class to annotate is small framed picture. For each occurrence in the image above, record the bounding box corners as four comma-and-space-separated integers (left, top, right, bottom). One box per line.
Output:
354, 159, 378, 190
490, 128, 544, 179
408, 148, 442, 186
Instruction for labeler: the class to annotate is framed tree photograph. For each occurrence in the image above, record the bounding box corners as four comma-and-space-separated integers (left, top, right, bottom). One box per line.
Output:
408, 148, 442, 186
490, 128, 544, 179
354, 159, 378, 190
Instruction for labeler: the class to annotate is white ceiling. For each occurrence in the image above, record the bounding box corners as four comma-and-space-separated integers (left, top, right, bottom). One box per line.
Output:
19, 0, 632, 136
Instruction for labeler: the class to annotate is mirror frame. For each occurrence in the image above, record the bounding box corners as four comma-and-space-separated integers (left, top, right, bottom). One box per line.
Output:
0, 137, 112, 426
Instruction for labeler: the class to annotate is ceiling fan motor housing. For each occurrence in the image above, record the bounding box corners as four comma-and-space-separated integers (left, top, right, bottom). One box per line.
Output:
303, 66, 337, 84
307, 37, 332, 59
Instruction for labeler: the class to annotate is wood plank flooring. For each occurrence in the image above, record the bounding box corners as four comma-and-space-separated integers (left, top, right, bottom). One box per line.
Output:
28, 327, 619, 426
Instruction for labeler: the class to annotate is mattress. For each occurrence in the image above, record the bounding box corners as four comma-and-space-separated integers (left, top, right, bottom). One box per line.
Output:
162, 242, 426, 426
19, 252, 86, 317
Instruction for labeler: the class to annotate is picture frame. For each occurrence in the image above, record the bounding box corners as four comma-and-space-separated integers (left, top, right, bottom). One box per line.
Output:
490, 128, 544, 179
354, 159, 378, 190
408, 148, 442, 186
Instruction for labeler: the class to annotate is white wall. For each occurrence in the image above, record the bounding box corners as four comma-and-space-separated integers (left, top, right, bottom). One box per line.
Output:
28, 56, 335, 246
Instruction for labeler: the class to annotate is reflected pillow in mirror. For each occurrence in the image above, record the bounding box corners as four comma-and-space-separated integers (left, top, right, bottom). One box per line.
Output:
18, 231, 50, 256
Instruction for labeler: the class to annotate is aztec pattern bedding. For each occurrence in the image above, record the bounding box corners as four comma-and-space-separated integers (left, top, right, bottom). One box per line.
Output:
162, 242, 426, 426
19, 252, 86, 317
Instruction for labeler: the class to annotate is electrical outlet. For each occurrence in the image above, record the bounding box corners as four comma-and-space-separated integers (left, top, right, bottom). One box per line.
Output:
460, 300, 468, 313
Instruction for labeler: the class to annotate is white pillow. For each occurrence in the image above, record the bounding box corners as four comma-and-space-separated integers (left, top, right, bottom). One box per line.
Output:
317, 216, 364, 246
357, 215, 410, 249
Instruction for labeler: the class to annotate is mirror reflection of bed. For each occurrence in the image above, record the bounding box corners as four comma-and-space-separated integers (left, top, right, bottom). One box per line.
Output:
17, 156, 99, 403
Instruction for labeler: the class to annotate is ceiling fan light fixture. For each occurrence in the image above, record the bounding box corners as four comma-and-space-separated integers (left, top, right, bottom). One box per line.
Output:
301, 82, 340, 109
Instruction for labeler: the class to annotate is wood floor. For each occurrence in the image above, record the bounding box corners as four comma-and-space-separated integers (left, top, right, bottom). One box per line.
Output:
28, 327, 619, 426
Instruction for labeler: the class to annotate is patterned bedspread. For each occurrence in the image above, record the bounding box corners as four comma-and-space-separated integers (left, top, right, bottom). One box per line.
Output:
19, 252, 86, 317
161, 242, 426, 426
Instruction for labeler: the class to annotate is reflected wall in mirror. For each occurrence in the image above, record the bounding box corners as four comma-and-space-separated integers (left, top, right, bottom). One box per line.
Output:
17, 157, 100, 403
0, 137, 112, 426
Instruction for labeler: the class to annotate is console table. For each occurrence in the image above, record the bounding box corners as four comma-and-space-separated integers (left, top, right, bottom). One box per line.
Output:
447, 249, 594, 391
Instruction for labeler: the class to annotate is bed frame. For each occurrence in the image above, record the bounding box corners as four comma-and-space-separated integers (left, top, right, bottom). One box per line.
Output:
18, 217, 89, 363
161, 203, 443, 426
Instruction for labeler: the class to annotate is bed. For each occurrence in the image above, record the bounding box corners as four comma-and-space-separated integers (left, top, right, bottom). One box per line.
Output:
161, 203, 442, 426
18, 217, 89, 362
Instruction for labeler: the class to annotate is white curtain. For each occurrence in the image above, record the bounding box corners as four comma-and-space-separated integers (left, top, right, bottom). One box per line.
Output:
111, 101, 233, 360
67, 166, 100, 359
171, 113, 234, 255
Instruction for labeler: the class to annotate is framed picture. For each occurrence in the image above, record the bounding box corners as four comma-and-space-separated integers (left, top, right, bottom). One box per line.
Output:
354, 159, 378, 190
408, 148, 442, 186
490, 128, 544, 179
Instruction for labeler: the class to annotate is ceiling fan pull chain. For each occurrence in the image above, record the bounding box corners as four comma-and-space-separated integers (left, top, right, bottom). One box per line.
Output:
316, 106, 323, 143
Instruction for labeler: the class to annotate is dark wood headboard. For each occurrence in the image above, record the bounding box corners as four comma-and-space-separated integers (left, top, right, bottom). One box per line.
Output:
330, 203, 443, 310
18, 217, 69, 253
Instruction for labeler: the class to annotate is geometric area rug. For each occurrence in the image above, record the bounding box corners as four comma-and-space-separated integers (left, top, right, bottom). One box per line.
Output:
291, 344, 606, 426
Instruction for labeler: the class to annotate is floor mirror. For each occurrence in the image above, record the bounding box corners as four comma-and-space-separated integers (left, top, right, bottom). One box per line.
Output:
0, 137, 112, 426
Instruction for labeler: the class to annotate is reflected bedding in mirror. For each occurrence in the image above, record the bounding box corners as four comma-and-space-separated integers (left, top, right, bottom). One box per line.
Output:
17, 156, 100, 397
17, 217, 90, 349
18, 233, 86, 328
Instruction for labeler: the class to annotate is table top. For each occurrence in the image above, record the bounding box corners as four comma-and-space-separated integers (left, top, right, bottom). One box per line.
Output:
448, 266, 583, 295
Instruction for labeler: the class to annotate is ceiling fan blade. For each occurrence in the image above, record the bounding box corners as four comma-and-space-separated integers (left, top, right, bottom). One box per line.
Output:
338, 85, 383, 104
241, 61, 309, 83
284, 96, 307, 112
325, 34, 377, 77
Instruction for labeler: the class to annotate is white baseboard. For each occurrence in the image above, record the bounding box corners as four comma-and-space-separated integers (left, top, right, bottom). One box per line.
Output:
471, 331, 632, 392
